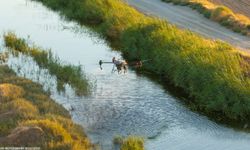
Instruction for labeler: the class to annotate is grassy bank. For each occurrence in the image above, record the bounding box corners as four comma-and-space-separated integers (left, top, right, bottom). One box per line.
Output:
162, 0, 250, 36
0, 65, 93, 149
34, 0, 250, 126
4, 32, 91, 96
114, 136, 144, 150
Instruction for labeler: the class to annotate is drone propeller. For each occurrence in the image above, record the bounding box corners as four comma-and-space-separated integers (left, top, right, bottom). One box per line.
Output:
98, 59, 152, 70
99, 60, 113, 70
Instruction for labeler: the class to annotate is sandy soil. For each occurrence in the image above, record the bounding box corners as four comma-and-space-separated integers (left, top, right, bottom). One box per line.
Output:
126, 0, 250, 51
209, 0, 250, 18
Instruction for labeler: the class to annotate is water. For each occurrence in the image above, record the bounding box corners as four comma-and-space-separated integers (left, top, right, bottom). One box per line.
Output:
1, 0, 250, 149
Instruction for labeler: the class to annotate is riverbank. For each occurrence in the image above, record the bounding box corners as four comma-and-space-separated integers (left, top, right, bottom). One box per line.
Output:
126, 0, 250, 50
162, 0, 250, 36
0, 65, 93, 149
1, 33, 145, 150
34, 0, 250, 127
4, 32, 92, 96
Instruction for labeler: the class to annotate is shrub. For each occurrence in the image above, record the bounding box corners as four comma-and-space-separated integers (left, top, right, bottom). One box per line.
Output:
211, 6, 232, 21
233, 27, 242, 33
21, 119, 72, 149
247, 24, 250, 30
0, 98, 38, 136
221, 19, 231, 27
203, 10, 212, 18
8, 98, 39, 119
120, 136, 144, 150
21, 119, 92, 150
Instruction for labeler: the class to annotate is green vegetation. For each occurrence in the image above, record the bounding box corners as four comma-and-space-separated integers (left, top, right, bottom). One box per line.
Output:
4, 32, 91, 96
114, 136, 144, 150
0, 65, 92, 149
34, 0, 250, 126
0, 52, 8, 64
162, 0, 250, 36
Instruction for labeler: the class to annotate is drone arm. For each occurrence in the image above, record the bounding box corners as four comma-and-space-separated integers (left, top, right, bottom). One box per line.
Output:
99, 60, 113, 70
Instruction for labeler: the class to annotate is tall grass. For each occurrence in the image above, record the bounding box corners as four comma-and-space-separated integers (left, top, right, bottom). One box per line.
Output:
162, 0, 250, 36
114, 136, 144, 150
0, 65, 93, 149
3, 32, 91, 96
0, 52, 8, 64
35, 0, 250, 125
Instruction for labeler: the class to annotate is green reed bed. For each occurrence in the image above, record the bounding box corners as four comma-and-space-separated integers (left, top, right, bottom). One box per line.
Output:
4, 32, 91, 96
34, 0, 250, 126
114, 136, 144, 150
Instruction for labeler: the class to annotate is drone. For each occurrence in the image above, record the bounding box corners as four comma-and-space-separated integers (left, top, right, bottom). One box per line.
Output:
99, 57, 150, 74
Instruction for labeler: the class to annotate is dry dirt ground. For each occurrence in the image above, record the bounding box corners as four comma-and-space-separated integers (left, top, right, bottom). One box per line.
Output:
209, 0, 250, 18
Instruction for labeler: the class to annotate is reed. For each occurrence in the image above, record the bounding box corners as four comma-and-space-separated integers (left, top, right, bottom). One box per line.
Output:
35, 0, 250, 125
4, 32, 91, 96
113, 136, 144, 150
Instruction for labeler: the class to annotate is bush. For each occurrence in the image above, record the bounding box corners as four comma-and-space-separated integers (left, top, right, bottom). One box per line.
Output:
21, 119, 72, 149
21, 119, 92, 150
233, 27, 242, 33
120, 136, 144, 150
247, 24, 250, 30
0, 98, 38, 136
221, 19, 231, 27
211, 6, 232, 21
8, 98, 39, 119
203, 10, 212, 19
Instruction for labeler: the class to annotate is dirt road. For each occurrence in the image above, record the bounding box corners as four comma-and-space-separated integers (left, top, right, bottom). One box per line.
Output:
210, 0, 250, 18
126, 0, 250, 50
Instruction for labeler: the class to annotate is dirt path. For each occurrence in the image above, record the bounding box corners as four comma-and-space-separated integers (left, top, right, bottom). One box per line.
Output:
209, 0, 250, 18
126, 0, 250, 51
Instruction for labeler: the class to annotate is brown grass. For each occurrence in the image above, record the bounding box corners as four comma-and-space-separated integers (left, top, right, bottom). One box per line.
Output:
163, 0, 250, 36
0, 65, 93, 149
209, 0, 250, 18
0, 84, 25, 101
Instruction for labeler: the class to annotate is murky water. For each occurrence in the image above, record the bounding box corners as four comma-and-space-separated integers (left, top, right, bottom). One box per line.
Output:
1, 0, 250, 150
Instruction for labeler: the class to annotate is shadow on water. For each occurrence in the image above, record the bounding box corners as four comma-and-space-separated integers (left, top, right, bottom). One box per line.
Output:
133, 67, 250, 132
